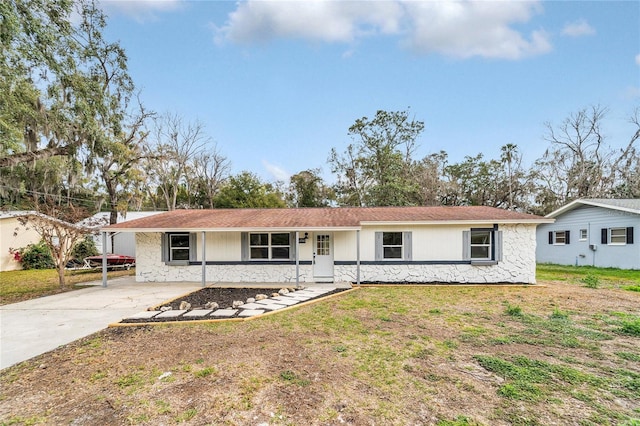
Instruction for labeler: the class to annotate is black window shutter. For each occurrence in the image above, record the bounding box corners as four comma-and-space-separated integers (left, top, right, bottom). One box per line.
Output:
601, 228, 608, 244
548, 231, 553, 244
627, 227, 634, 244
565, 230, 570, 245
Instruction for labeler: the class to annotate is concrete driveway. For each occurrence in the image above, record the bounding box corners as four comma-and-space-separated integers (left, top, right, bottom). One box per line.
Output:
0, 278, 200, 370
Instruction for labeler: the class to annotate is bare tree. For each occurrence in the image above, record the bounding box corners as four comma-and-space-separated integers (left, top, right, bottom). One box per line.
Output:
533, 105, 639, 214
143, 113, 210, 210
15, 205, 102, 288
192, 148, 231, 208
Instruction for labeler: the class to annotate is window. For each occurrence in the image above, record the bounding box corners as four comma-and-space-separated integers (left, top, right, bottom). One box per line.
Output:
470, 230, 492, 259
601, 227, 635, 245
382, 232, 403, 259
548, 230, 570, 245
249, 232, 291, 260
580, 229, 588, 240
375, 232, 412, 261
162, 233, 196, 264
463, 227, 502, 263
610, 227, 627, 245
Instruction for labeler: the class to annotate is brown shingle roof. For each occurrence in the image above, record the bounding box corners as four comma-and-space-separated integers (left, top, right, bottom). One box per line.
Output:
103, 206, 549, 232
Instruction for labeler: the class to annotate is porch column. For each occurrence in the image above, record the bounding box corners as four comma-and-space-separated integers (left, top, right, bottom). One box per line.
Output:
201, 231, 206, 287
356, 230, 361, 286
101, 231, 108, 288
295, 231, 300, 288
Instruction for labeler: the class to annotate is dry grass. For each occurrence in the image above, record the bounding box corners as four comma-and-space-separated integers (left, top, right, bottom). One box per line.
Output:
0, 268, 135, 305
1, 278, 639, 425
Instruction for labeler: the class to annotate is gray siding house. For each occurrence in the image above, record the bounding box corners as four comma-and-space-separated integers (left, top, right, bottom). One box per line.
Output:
536, 199, 639, 269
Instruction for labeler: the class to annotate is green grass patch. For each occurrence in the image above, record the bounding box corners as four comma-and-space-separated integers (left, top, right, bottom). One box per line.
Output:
0, 268, 135, 305
475, 354, 603, 402
537, 264, 640, 286
279, 370, 311, 386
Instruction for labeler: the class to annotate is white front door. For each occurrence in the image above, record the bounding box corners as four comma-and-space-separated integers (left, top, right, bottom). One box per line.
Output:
313, 233, 334, 282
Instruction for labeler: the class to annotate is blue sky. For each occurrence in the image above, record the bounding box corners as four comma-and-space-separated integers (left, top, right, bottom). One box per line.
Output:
99, 0, 640, 183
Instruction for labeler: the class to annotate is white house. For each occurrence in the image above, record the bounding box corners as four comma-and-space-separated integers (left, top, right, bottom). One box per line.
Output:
0, 212, 41, 271
102, 206, 551, 285
536, 199, 639, 269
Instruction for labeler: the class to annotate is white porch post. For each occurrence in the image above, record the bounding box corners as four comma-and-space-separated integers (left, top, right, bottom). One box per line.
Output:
101, 231, 108, 288
356, 229, 361, 286
295, 231, 300, 288
201, 231, 206, 287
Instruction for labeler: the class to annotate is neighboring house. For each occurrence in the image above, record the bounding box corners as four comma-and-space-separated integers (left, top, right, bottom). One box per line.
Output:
84, 211, 165, 257
103, 206, 551, 285
0, 212, 41, 271
536, 199, 639, 269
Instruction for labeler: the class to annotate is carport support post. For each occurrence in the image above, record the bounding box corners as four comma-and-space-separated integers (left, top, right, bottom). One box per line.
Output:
295, 231, 300, 289
101, 231, 108, 288
201, 231, 206, 287
356, 230, 361, 286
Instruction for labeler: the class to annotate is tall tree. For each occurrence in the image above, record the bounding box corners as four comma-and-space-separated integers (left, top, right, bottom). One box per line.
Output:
190, 147, 230, 208
329, 109, 425, 206
286, 169, 334, 207
532, 105, 639, 214
143, 113, 210, 210
215, 171, 285, 208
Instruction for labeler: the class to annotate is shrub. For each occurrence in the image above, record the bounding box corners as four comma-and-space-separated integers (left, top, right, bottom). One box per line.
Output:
18, 240, 55, 270
581, 273, 599, 289
505, 303, 523, 317
71, 235, 99, 260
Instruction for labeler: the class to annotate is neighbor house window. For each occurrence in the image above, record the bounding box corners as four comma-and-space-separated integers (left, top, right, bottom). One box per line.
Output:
610, 227, 627, 245
249, 232, 291, 260
580, 229, 588, 240
549, 230, 570, 245
470, 230, 492, 259
162, 232, 196, 264
375, 232, 412, 261
601, 227, 634, 245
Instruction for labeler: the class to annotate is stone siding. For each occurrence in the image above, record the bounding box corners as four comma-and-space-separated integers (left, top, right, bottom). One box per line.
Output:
135, 224, 537, 284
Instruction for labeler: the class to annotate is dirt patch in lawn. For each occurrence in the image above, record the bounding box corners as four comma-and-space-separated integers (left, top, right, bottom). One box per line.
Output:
1, 281, 639, 426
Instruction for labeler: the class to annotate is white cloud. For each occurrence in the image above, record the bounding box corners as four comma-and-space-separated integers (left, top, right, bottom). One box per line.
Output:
636, 54, 640, 66
262, 160, 290, 182
100, 0, 184, 22
403, 1, 551, 59
213, 0, 551, 60
561, 19, 595, 37
214, 0, 403, 45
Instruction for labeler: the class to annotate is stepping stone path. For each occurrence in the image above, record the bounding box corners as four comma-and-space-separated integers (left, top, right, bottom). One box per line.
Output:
122, 286, 340, 323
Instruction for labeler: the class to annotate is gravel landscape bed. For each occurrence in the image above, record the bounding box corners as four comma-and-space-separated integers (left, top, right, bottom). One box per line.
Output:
120, 286, 348, 323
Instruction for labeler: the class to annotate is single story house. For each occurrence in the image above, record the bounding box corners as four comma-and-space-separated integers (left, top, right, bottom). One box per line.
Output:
536, 199, 639, 269
0, 211, 42, 271
102, 206, 551, 285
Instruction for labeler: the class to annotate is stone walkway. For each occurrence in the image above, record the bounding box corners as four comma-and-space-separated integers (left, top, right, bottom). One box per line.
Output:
121, 286, 342, 323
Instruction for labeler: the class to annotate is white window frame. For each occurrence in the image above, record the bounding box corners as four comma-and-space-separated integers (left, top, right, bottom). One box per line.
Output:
249, 232, 291, 260
163, 232, 195, 265
579, 229, 588, 241
382, 232, 403, 259
470, 230, 492, 260
553, 231, 567, 245
609, 227, 627, 245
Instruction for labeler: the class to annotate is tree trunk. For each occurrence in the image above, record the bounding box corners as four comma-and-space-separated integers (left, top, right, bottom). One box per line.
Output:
58, 261, 66, 289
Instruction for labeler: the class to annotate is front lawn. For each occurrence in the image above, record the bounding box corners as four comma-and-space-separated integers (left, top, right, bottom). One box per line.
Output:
1, 268, 639, 425
0, 268, 135, 305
